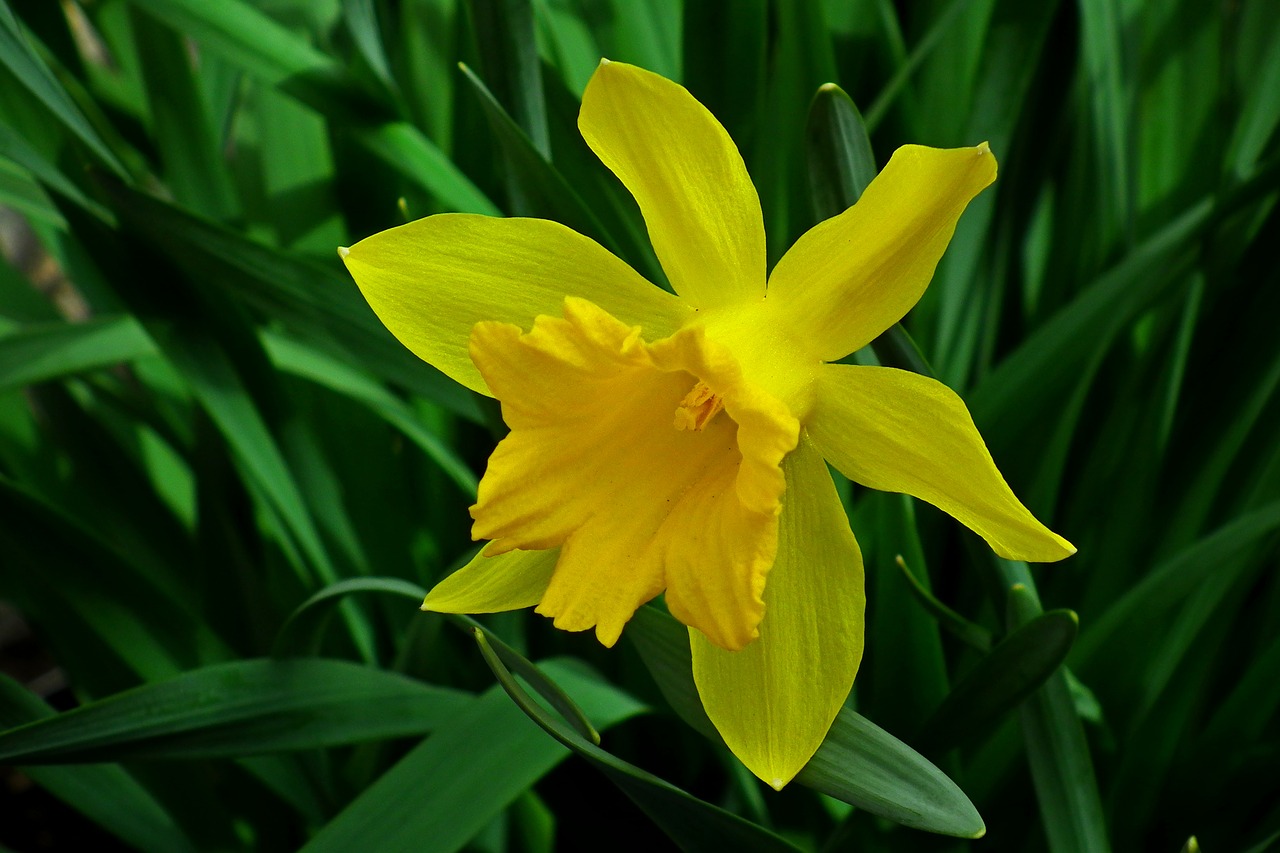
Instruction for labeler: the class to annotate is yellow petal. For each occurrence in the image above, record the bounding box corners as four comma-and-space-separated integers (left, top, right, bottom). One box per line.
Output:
579, 60, 765, 308
341, 214, 689, 396
468, 297, 798, 649
421, 548, 558, 613
808, 364, 1075, 562
691, 432, 865, 790
767, 144, 996, 361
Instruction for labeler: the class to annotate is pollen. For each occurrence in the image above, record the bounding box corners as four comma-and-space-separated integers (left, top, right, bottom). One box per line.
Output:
673, 381, 725, 431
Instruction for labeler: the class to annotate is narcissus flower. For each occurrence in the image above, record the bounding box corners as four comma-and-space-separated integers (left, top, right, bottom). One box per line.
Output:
341, 60, 1074, 789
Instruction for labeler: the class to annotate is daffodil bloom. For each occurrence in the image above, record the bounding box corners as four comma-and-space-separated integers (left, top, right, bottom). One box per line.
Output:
341, 60, 1074, 789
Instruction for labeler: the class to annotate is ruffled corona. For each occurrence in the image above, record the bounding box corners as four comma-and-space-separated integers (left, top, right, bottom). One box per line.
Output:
468, 297, 799, 650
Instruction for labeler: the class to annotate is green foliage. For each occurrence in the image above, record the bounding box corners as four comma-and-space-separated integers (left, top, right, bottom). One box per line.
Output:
0, 0, 1277, 850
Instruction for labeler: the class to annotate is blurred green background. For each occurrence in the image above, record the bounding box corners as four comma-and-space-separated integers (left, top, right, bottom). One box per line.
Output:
0, 0, 1278, 851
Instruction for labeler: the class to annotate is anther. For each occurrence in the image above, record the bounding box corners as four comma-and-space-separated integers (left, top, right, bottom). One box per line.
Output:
673, 382, 725, 431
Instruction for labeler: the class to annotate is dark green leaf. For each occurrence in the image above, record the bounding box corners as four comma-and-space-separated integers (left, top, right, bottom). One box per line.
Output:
919, 607, 1077, 751
0, 659, 470, 763
473, 630, 803, 853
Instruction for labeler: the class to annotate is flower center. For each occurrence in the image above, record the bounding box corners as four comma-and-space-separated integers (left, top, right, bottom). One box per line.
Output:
673, 381, 725, 431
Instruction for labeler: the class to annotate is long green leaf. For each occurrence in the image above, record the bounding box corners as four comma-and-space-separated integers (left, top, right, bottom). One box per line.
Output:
0, 4, 128, 177
0, 316, 153, 391
918, 608, 1077, 752
474, 629, 803, 852
0, 674, 195, 853
1008, 585, 1110, 853
301, 659, 644, 853
0, 659, 470, 763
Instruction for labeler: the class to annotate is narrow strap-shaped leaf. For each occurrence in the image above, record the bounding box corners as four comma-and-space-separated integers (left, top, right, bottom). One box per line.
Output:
0, 118, 111, 221
1076, 500, 1280, 663
129, 0, 498, 214
474, 630, 803, 853
895, 555, 993, 652
627, 606, 985, 838
0, 4, 128, 177
0, 674, 195, 853
0, 475, 213, 686
449, 613, 601, 746
0, 316, 154, 391
0, 659, 471, 763
262, 333, 479, 496
94, 177, 484, 420
918, 607, 1077, 752
806, 82, 876, 222
273, 576, 429, 656
459, 62, 621, 251
1008, 584, 1110, 853
299, 659, 643, 853
467, 0, 549, 156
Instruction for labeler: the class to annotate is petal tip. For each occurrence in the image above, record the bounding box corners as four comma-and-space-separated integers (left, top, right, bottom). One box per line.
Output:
768, 777, 785, 792
337, 245, 350, 259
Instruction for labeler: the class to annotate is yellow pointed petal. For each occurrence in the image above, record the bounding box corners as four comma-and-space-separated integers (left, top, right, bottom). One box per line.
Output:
468, 297, 796, 649
768, 144, 996, 361
691, 432, 865, 790
809, 364, 1075, 562
579, 60, 765, 308
422, 548, 558, 613
341, 213, 689, 396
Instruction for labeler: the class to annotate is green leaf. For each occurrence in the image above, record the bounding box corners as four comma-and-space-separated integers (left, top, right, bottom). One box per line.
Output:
1008, 585, 1110, 853
128, 0, 498, 214
93, 179, 483, 420
0, 674, 196, 853
0, 118, 111, 221
128, 9, 238, 219
473, 629, 803, 853
895, 555, 993, 653
451, 614, 602, 747
126, 0, 343, 100
0, 4, 128, 177
273, 576, 429, 656
467, 0, 549, 156
458, 62, 618, 247
919, 608, 1077, 752
0, 476, 215, 688
300, 659, 644, 853
803, 82, 935, 377
805, 82, 876, 222
342, 0, 397, 94
0, 659, 470, 763
626, 606, 985, 838
1076, 501, 1280, 664
263, 332, 479, 496
0, 316, 154, 391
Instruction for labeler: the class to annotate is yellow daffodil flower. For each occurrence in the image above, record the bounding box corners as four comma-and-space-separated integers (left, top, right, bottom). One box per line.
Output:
340, 60, 1074, 790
